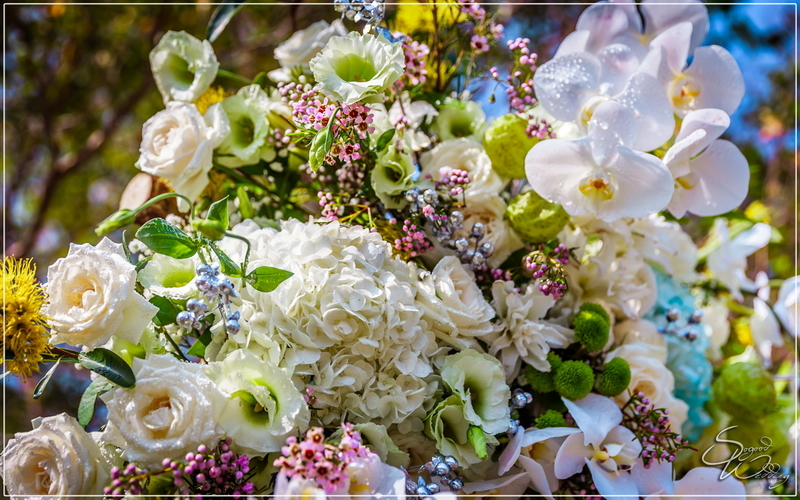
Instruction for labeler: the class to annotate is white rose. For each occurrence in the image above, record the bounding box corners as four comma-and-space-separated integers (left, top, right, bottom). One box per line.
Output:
206, 350, 310, 456
101, 354, 226, 467
45, 238, 157, 351
431, 256, 495, 339
136, 102, 227, 209
269, 20, 347, 82
420, 138, 504, 198
150, 30, 219, 104
0, 413, 109, 499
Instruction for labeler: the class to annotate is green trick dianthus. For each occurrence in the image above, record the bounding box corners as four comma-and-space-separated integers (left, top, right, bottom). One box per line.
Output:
553, 360, 594, 401
579, 302, 610, 323
524, 352, 562, 393
574, 310, 610, 352
596, 357, 631, 397
534, 409, 568, 429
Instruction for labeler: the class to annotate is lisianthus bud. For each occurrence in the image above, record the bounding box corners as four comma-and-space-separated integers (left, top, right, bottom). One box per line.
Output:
505, 190, 569, 244
574, 309, 610, 352
96, 209, 137, 236
484, 114, 538, 179
525, 352, 563, 393
192, 219, 227, 240
597, 357, 631, 397
554, 360, 594, 401
534, 409, 568, 429
713, 362, 777, 421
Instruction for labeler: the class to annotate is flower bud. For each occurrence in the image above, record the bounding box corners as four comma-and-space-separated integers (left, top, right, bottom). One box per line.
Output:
192, 219, 227, 240
505, 190, 569, 244
554, 360, 594, 401
484, 114, 538, 179
713, 362, 777, 421
596, 357, 631, 397
95, 209, 137, 236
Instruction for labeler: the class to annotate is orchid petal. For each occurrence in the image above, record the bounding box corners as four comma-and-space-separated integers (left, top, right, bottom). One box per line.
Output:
676, 108, 729, 143
730, 222, 772, 260
525, 137, 596, 215
673, 139, 749, 217
751, 297, 783, 366
600, 146, 674, 221
609, 0, 644, 33
684, 45, 745, 116
672, 466, 746, 498
518, 455, 556, 499
648, 22, 693, 76
562, 394, 622, 447
638, 45, 673, 86
586, 457, 640, 500
521, 427, 582, 448
534, 53, 601, 122
588, 101, 637, 166
663, 129, 707, 177
553, 432, 592, 479
597, 44, 644, 96
576, 2, 633, 52
461, 470, 528, 494
498, 427, 526, 474
616, 72, 675, 151
775, 276, 799, 337
555, 30, 591, 58
632, 458, 674, 496
641, 0, 709, 53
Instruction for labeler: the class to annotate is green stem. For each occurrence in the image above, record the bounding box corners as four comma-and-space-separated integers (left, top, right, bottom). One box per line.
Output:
213, 163, 268, 191
224, 232, 252, 279
159, 328, 189, 362
217, 69, 252, 86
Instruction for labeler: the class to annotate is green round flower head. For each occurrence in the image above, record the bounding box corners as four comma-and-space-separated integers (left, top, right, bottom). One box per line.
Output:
525, 352, 563, 393
534, 409, 568, 429
484, 114, 539, 179
713, 362, 777, 421
579, 302, 610, 323
574, 310, 610, 352
505, 190, 570, 244
554, 360, 594, 401
596, 357, 631, 397
725, 414, 790, 474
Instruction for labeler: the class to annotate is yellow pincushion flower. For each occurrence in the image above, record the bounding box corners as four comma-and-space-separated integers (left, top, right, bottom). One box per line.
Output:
2, 257, 51, 380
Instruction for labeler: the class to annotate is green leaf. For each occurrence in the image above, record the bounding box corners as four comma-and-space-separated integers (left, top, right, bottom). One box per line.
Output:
78, 378, 113, 428
308, 114, 336, 172
187, 329, 213, 359
33, 358, 61, 399
237, 186, 254, 220
253, 72, 268, 89
207, 195, 230, 230
375, 128, 395, 152
468, 426, 488, 460
245, 266, 294, 293
206, 0, 249, 42
149, 296, 179, 327
209, 241, 243, 277
78, 348, 136, 388
136, 218, 198, 259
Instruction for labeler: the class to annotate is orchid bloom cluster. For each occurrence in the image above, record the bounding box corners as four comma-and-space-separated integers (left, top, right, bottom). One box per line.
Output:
2, 0, 795, 499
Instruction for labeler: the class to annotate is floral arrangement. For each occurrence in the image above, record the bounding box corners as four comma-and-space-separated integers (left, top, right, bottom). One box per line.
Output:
2, 0, 796, 498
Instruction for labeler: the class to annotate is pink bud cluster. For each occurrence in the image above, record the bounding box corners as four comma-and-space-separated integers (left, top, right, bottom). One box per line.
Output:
105, 440, 255, 498
526, 117, 556, 140
471, 35, 490, 54
267, 127, 293, 148
274, 424, 371, 494
435, 166, 471, 197
402, 39, 430, 87
460, 0, 486, 20
393, 217, 434, 257
280, 83, 336, 132
318, 191, 342, 221
622, 392, 695, 468
490, 38, 540, 113
522, 243, 570, 300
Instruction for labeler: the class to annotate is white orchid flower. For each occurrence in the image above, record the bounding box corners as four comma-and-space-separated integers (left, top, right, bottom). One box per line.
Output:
640, 22, 744, 117
633, 460, 746, 499
750, 272, 784, 367
552, 394, 643, 500
533, 50, 674, 151
775, 276, 799, 337
525, 101, 674, 222
664, 108, 749, 217
706, 219, 772, 301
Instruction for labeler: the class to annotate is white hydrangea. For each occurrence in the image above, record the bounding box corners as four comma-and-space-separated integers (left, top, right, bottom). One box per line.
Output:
211, 219, 452, 427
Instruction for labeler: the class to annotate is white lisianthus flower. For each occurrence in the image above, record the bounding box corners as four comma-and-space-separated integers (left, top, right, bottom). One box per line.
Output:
214, 84, 276, 167
372, 144, 417, 209
629, 214, 699, 284
488, 281, 574, 380
526, 101, 674, 222
431, 256, 495, 339
137, 253, 200, 300
441, 349, 511, 434
431, 99, 487, 143
420, 138, 504, 199
136, 102, 228, 209
45, 238, 157, 351
269, 20, 348, 82
206, 350, 310, 456
0, 414, 109, 499
101, 354, 226, 467
663, 109, 748, 218
150, 31, 219, 105
310, 31, 404, 104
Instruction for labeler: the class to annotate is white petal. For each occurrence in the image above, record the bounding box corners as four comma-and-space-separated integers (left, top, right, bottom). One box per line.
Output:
632, 458, 674, 496
553, 432, 592, 479
562, 394, 622, 446
672, 467, 746, 499
586, 457, 640, 500
462, 471, 528, 494
598, 44, 644, 96
533, 53, 601, 122
775, 276, 799, 337
641, 0, 709, 53
521, 427, 582, 448
518, 455, 556, 499
555, 30, 591, 58
600, 146, 674, 221
730, 222, 772, 260
576, 2, 634, 52
616, 72, 675, 151
664, 129, 707, 177
498, 427, 525, 474
685, 45, 745, 116
679, 139, 750, 216
751, 297, 783, 366
525, 137, 596, 216
676, 108, 730, 143
589, 101, 637, 166
648, 22, 693, 76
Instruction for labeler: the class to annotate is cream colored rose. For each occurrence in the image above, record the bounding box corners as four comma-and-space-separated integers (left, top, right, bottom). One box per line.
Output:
269, 20, 347, 82
45, 238, 157, 351
607, 321, 688, 433
135, 102, 228, 209
420, 139, 504, 198
150, 31, 218, 104
101, 354, 226, 467
0, 413, 109, 499
431, 256, 495, 339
